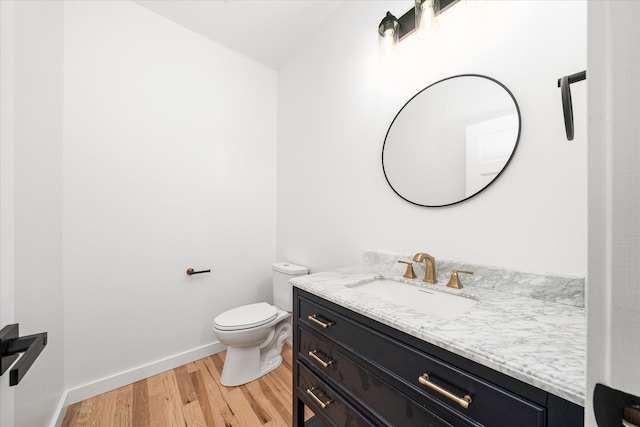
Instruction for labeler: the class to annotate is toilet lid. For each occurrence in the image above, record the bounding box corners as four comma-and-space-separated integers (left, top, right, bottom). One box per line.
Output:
214, 302, 278, 331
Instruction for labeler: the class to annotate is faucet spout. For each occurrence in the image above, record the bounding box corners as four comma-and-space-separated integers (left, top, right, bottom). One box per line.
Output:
412, 253, 437, 284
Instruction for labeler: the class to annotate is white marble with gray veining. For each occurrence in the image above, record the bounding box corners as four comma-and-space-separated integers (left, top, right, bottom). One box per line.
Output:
290, 250, 586, 406
363, 250, 585, 307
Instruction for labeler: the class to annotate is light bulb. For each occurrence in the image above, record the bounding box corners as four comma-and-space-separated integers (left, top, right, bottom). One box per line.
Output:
378, 12, 399, 61
415, 0, 439, 39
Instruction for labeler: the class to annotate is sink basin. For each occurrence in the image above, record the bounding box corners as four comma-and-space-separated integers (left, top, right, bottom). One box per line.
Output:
345, 279, 477, 320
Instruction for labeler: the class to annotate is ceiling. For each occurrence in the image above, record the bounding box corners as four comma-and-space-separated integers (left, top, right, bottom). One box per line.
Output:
134, 0, 345, 70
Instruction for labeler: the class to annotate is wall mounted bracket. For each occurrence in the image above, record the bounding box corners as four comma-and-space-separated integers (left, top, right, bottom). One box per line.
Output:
558, 70, 586, 141
0, 323, 47, 386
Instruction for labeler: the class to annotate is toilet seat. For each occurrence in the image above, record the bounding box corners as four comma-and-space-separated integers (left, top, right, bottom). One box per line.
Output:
214, 302, 278, 331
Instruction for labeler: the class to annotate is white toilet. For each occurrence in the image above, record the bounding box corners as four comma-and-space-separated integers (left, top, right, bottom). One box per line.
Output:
212, 262, 308, 386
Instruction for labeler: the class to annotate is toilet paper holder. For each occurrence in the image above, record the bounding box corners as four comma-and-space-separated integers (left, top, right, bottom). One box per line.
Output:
186, 268, 211, 275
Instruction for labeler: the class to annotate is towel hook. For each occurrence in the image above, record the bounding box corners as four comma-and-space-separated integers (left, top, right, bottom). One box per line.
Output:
557, 70, 586, 141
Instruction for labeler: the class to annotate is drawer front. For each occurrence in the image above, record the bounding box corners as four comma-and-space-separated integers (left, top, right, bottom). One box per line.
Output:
297, 362, 376, 427
299, 327, 463, 427
299, 295, 546, 427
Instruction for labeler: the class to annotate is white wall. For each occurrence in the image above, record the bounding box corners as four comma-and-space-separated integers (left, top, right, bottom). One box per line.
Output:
586, 1, 640, 425
9, 1, 66, 426
277, 1, 587, 277
0, 2, 17, 426
63, 0, 277, 393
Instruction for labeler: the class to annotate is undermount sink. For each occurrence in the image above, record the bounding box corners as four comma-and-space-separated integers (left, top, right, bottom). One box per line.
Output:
345, 278, 477, 320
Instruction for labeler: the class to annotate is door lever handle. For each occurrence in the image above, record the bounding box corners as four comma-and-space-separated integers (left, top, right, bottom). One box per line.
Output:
0, 324, 47, 386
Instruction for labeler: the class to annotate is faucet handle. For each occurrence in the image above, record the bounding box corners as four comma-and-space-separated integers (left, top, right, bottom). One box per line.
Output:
447, 270, 474, 289
398, 260, 417, 279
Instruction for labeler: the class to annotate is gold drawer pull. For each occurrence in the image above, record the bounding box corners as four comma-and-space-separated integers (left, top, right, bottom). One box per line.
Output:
306, 386, 332, 409
308, 314, 334, 329
418, 373, 472, 409
308, 350, 335, 368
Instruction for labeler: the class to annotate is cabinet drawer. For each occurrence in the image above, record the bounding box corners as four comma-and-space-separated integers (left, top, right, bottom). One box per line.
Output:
299, 295, 546, 427
299, 327, 463, 427
297, 362, 376, 427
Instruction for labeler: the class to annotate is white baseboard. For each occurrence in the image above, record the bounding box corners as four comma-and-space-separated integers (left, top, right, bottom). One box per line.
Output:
49, 341, 225, 427
50, 391, 69, 427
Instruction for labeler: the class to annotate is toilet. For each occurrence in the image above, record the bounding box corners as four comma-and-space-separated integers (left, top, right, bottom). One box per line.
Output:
213, 262, 308, 386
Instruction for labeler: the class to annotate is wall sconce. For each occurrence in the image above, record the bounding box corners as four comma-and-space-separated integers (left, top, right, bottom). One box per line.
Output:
378, 0, 461, 61
378, 12, 400, 61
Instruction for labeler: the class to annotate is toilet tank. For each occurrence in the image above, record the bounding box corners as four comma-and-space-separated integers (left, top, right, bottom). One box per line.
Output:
272, 262, 308, 311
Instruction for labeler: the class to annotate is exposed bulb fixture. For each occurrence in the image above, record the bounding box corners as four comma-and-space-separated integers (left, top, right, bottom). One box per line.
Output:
379, 0, 485, 61
378, 12, 400, 62
415, 0, 439, 39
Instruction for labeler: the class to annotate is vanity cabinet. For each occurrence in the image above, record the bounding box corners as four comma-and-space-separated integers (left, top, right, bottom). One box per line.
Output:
292, 288, 583, 427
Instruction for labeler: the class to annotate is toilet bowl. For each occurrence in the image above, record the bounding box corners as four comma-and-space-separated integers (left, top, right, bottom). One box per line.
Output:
212, 262, 308, 386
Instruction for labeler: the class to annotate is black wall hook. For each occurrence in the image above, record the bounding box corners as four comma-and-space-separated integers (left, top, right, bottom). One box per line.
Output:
558, 70, 586, 141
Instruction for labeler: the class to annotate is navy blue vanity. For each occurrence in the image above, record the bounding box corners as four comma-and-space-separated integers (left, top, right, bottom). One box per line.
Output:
291, 254, 585, 426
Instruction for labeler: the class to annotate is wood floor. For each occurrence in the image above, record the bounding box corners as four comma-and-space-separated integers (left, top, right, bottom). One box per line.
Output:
62, 343, 312, 427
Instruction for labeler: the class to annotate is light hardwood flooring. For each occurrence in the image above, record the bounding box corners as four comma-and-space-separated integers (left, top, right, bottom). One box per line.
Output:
62, 343, 312, 427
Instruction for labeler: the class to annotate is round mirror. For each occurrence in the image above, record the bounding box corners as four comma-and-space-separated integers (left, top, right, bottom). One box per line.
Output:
382, 74, 521, 207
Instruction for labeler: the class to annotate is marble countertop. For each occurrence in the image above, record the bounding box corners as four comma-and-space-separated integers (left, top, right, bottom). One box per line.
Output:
290, 251, 586, 406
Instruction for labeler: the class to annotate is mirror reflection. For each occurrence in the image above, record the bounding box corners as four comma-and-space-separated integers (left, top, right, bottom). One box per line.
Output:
382, 74, 521, 207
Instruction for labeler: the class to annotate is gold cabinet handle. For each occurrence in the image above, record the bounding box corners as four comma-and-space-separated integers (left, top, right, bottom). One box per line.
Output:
418, 373, 472, 409
308, 350, 334, 368
306, 387, 332, 409
308, 314, 334, 329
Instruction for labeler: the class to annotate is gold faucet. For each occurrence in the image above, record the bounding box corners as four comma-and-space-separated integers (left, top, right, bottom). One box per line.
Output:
412, 253, 437, 284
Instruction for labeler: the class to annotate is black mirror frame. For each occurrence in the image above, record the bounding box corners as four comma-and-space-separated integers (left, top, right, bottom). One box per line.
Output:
381, 73, 522, 208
